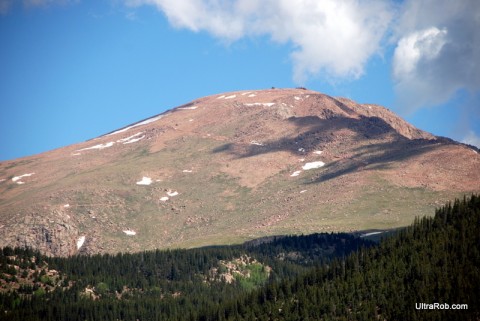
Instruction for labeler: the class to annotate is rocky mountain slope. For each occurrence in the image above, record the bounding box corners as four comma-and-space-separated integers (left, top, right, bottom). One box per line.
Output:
0, 88, 478, 256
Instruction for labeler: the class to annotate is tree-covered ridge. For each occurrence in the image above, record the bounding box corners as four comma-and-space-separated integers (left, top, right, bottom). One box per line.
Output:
0, 195, 478, 320
207, 195, 480, 320
0, 231, 371, 320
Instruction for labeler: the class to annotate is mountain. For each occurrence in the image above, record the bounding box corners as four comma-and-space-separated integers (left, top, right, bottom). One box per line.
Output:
0, 88, 479, 256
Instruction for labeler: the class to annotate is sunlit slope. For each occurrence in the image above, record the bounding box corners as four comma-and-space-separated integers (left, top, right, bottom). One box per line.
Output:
0, 88, 478, 256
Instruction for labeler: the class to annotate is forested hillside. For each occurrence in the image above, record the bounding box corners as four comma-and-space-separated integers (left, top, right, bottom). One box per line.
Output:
207, 195, 480, 320
0, 195, 479, 320
0, 232, 370, 320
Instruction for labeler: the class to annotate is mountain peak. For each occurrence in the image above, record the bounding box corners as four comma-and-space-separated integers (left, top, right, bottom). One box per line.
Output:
0, 89, 478, 256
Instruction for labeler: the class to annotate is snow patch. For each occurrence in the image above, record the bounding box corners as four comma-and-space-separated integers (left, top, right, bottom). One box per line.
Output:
360, 231, 383, 238
167, 190, 179, 197
290, 171, 302, 177
189, 119, 194, 122
64, 204, 70, 208
217, 95, 225, 99
123, 136, 145, 144
117, 132, 143, 142
78, 142, 114, 151
107, 115, 164, 136
16, 181, 25, 185
298, 148, 305, 153
136, 177, 152, 185
248, 94, 256, 97
71, 153, 81, 156
117, 132, 145, 145
298, 158, 305, 162
12, 173, 35, 182
123, 230, 137, 236
313, 150, 323, 155
250, 140, 264, 146
77, 236, 86, 250
182, 170, 193, 173
294, 96, 301, 100
225, 94, 236, 99
244, 102, 275, 107
300, 190, 307, 193
160, 196, 169, 202
302, 161, 325, 170
178, 106, 198, 110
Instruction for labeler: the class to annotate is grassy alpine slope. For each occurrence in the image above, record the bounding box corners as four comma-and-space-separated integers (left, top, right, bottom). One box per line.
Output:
0, 195, 478, 320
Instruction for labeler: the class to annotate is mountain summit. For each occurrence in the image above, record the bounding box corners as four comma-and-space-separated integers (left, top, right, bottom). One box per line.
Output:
1, 88, 479, 256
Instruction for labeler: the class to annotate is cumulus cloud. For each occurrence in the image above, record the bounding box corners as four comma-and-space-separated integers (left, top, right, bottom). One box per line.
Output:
462, 130, 480, 149
126, 0, 480, 143
125, 0, 393, 83
126, 0, 479, 115
392, 0, 480, 112
393, 27, 448, 81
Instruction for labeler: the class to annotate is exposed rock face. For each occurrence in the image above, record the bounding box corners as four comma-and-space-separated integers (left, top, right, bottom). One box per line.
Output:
16, 225, 74, 257
0, 88, 479, 256
3, 209, 80, 257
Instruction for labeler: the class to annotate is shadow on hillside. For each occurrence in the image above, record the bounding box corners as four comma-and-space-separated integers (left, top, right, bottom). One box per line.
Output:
212, 114, 451, 183
308, 139, 441, 183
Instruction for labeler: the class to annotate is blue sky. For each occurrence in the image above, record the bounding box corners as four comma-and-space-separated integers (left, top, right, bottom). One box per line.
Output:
1, 0, 479, 161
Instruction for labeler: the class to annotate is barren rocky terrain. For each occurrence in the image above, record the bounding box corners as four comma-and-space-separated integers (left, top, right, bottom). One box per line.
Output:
0, 88, 478, 256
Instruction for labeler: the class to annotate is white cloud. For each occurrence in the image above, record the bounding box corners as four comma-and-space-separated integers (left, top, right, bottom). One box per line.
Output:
125, 0, 393, 83
392, 0, 480, 112
393, 27, 447, 80
462, 130, 480, 148
125, 0, 478, 109
126, 0, 480, 143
